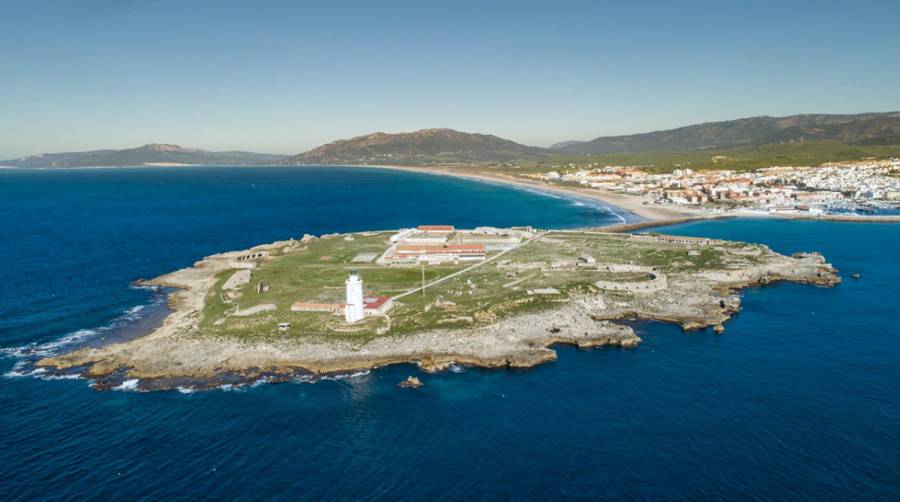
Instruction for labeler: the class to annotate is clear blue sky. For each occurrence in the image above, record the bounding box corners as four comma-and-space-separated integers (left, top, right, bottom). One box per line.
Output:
1, 0, 899, 158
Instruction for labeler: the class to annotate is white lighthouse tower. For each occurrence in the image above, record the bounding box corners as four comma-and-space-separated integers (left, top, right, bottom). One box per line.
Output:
344, 269, 364, 323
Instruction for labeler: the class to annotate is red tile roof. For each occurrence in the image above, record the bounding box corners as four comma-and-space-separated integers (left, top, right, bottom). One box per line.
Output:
363, 296, 391, 310
396, 243, 485, 254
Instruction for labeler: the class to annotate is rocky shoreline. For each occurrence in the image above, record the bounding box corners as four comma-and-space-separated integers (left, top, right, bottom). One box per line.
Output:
33, 226, 842, 392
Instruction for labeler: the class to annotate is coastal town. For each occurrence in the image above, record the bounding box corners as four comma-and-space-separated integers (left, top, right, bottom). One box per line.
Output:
530, 158, 900, 215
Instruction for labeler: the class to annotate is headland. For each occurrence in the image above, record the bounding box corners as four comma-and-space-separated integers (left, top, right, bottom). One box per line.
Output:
37, 223, 840, 391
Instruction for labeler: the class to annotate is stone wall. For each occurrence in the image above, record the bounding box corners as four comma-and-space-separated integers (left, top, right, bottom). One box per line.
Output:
592, 262, 667, 293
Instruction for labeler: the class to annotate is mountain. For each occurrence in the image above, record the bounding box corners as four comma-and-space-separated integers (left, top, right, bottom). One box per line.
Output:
554, 112, 900, 154
548, 140, 583, 150
1, 143, 286, 168
282, 128, 547, 165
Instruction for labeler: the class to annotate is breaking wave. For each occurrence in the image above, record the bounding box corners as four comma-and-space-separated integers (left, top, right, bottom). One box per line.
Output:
0, 292, 166, 380
112, 379, 140, 392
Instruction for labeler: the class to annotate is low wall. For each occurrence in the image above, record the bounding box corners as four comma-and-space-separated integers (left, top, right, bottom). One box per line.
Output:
594, 269, 668, 293
594, 263, 653, 273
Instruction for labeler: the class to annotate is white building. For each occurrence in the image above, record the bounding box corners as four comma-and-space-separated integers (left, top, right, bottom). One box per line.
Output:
401, 233, 449, 245
344, 270, 364, 323
390, 228, 416, 243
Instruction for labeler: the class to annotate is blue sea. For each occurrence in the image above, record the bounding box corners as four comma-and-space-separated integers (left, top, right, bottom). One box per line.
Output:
1, 167, 898, 500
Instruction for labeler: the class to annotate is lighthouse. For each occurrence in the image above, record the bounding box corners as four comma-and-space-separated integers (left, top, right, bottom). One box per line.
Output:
344, 270, 364, 322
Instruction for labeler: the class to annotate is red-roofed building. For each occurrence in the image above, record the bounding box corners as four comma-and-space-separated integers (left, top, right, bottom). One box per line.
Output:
417, 225, 455, 233
391, 243, 486, 264
363, 296, 394, 316
291, 297, 394, 316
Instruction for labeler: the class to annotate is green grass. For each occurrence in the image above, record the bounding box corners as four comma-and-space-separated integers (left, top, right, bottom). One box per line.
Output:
198, 230, 767, 341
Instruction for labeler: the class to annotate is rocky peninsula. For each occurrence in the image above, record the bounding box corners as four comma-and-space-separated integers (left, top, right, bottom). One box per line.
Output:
37, 226, 840, 391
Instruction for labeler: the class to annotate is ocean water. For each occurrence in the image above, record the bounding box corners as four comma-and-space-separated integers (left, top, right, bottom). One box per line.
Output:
2, 167, 899, 499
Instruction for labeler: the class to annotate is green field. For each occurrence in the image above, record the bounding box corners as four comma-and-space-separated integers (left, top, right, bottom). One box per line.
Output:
197, 230, 766, 343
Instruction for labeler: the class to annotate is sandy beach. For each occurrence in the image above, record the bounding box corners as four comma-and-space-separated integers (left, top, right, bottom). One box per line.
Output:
348, 164, 706, 222
344, 164, 900, 226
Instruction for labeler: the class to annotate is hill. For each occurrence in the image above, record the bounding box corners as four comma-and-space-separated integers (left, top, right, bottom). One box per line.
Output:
555, 112, 900, 154
282, 128, 547, 165
1, 143, 285, 168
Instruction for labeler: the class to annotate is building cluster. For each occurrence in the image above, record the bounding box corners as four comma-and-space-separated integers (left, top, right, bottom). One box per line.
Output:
290, 225, 535, 325
380, 224, 532, 265
291, 270, 394, 323
534, 159, 900, 213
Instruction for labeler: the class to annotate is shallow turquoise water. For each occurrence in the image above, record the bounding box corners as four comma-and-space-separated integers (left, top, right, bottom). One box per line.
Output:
1, 168, 898, 499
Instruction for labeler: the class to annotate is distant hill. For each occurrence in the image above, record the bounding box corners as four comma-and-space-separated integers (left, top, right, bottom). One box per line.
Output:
1, 143, 286, 168
282, 128, 547, 165
554, 112, 900, 154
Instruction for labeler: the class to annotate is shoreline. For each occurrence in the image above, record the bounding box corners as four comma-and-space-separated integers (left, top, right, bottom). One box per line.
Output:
307, 164, 900, 226
14, 165, 890, 391
341, 164, 704, 222
10, 162, 898, 226
35, 226, 841, 391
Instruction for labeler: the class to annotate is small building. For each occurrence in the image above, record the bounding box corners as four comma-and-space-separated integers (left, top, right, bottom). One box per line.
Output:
629, 234, 716, 245
363, 296, 394, 316
456, 235, 520, 246
390, 228, 417, 243
578, 253, 596, 265
417, 225, 455, 233
527, 287, 560, 295
352, 253, 378, 263
393, 243, 486, 264
290, 302, 344, 313
401, 233, 449, 245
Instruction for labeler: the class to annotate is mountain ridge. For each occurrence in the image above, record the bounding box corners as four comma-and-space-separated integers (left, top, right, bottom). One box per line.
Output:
553, 112, 900, 154
6, 112, 900, 168
1, 143, 285, 168
281, 128, 547, 165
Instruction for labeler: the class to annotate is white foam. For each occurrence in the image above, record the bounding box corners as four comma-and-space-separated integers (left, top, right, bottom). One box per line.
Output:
321, 369, 371, 381
1, 295, 167, 373
177, 386, 196, 394
37, 373, 83, 381
113, 379, 140, 391
4, 365, 47, 378
249, 376, 271, 388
